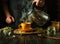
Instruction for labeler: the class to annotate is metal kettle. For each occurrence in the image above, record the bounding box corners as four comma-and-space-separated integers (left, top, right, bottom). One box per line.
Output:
31, 7, 49, 26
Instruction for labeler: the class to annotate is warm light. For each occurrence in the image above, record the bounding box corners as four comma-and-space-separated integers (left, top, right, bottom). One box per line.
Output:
21, 23, 26, 30
20, 22, 32, 31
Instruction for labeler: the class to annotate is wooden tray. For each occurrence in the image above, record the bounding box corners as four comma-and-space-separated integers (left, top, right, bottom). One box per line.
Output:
13, 28, 42, 35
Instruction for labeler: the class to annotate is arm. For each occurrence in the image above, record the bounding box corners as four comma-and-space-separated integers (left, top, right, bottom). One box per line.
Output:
3, 1, 14, 24
2, 0, 10, 17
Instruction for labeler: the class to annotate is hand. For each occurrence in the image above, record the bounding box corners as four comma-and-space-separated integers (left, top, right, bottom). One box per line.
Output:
33, 0, 45, 7
33, 0, 40, 6
6, 15, 14, 24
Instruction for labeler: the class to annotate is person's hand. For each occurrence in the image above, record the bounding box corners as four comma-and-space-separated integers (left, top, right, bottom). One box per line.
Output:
33, 0, 45, 7
33, 0, 40, 6
6, 15, 14, 24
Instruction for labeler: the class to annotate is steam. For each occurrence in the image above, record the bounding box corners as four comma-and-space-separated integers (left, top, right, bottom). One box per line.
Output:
20, 0, 33, 22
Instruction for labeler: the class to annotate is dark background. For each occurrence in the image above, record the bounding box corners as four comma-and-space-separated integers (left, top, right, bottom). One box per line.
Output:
0, 0, 59, 28
45, 0, 58, 21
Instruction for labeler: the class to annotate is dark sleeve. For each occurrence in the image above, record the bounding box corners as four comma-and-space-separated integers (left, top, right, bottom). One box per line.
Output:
1, 0, 8, 4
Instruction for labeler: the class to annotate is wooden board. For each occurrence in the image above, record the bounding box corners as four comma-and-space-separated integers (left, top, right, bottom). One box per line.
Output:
13, 28, 42, 35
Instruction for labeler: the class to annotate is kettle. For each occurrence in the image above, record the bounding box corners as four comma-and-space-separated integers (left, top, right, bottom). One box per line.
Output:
31, 7, 49, 26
